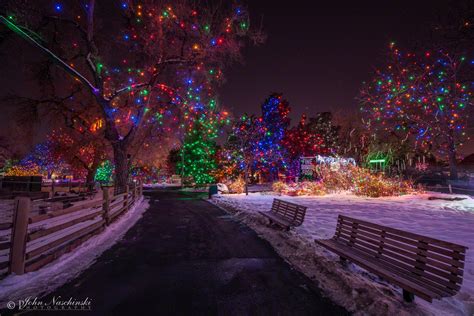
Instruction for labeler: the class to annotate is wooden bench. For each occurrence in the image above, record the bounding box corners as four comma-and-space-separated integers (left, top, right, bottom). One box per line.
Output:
315, 215, 468, 302
259, 199, 307, 230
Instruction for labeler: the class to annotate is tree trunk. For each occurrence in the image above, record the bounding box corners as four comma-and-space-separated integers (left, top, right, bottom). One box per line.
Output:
85, 158, 101, 191
113, 142, 129, 193
244, 166, 249, 196
448, 146, 458, 180
181, 146, 185, 188
86, 168, 95, 190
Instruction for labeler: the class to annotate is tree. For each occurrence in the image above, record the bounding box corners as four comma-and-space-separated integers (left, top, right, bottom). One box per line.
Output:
255, 93, 291, 180
283, 113, 339, 178
177, 120, 218, 185
223, 114, 262, 194
284, 113, 339, 160
94, 160, 114, 185
49, 128, 108, 184
166, 147, 181, 176
332, 109, 370, 162
1, 1, 259, 190
360, 44, 472, 179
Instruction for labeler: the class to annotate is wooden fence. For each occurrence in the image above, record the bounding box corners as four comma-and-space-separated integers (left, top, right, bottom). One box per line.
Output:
0, 183, 143, 277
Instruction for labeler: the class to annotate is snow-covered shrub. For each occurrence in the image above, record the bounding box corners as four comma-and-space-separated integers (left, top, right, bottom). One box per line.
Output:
295, 181, 326, 195
273, 181, 326, 196
217, 183, 229, 194
351, 167, 417, 197
273, 165, 419, 197
272, 181, 286, 194
228, 177, 245, 193
306, 181, 327, 195
318, 168, 353, 192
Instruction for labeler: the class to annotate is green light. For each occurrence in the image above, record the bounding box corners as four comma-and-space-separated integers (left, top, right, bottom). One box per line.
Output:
369, 159, 386, 163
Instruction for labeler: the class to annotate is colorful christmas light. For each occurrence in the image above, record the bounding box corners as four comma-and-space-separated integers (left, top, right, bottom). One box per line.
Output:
360, 44, 472, 176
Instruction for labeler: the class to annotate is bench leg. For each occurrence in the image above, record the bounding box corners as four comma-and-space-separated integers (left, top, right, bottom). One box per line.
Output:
403, 290, 415, 303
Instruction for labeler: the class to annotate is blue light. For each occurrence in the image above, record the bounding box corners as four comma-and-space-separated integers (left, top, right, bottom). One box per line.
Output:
54, 3, 62, 11
121, 3, 128, 9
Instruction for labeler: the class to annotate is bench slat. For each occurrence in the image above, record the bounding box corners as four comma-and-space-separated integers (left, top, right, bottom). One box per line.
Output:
336, 227, 464, 276
263, 199, 307, 229
316, 239, 442, 302
339, 215, 467, 252
259, 211, 292, 229
335, 237, 463, 291
317, 215, 468, 302
336, 217, 467, 262
337, 221, 466, 261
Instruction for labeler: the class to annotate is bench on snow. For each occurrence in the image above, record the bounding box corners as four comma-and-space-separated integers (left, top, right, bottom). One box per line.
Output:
259, 199, 307, 230
315, 215, 468, 302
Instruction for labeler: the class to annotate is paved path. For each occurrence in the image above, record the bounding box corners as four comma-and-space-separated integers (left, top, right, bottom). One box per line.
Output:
31, 191, 347, 315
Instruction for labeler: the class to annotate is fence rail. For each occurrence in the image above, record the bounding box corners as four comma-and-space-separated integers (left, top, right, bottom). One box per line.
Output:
0, 183, 143, 278
425, 185, 474, 195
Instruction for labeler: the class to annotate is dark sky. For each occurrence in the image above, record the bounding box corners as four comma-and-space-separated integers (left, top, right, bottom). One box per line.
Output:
3, 0, 472, 154
220, 0, 445, 121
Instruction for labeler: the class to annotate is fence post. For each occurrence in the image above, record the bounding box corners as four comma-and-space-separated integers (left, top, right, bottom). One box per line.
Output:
102, 187, 110, 226
10, 197, 30, 275
124, 185, 129, 211
132, 182, 137, 203
448, 184, 453, 194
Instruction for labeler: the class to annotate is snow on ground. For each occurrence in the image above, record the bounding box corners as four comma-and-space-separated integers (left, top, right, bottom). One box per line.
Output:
0, 200, 14, 224
211, 192, 474, 316
0, 196, 150, 308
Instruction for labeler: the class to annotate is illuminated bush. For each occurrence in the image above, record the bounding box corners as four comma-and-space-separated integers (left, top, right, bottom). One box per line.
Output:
273, 165, 419, 198
272, 181, 287, 194
352, 168, 418, 197
228, 177, 246, 194
5, 164, 41, 176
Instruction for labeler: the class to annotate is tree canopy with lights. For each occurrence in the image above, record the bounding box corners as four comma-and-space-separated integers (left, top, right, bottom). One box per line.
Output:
1, 0, 259, 189
360, 44, 472, 179
254, 93, 291, 179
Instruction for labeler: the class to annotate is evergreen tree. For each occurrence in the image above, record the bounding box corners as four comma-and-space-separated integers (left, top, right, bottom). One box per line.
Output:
255, 93, 291, 178
178, 122, 218, 185
283, 112, 339, 178
305, 112, 339, 155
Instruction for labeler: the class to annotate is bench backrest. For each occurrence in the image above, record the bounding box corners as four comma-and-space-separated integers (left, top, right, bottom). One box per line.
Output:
334, 215, 467, 295
271, 199, 307, 226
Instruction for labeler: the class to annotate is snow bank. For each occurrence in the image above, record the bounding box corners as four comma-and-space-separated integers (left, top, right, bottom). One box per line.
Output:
0, 197, 150, 308
211, 192, 474, 316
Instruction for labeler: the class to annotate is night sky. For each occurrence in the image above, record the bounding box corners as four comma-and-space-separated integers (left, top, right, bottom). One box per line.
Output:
2, 0, 472, 154
221, 0, 445, 121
